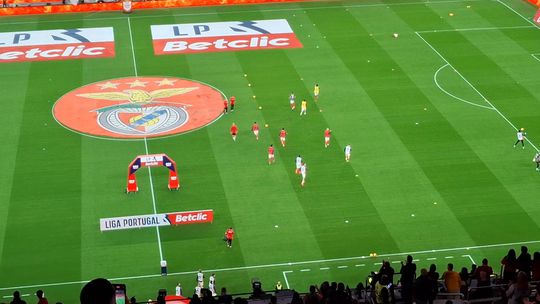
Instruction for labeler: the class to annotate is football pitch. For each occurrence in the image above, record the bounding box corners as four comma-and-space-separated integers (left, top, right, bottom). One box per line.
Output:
1, 0, 540, 302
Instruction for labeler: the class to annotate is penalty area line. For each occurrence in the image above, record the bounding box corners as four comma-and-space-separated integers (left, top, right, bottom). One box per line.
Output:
2, 239, 540, 291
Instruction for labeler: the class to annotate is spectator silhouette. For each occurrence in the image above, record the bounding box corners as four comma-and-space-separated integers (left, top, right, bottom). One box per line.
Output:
379, 261, 395, 284
532, 252, 540, 281
506, 271, 530, 304
502, 249, 518, 283
10, 291, 26, 304
415, 268, 436, 304
517, 246, 532, 277
36, 290, 48, 304
80, 278, 115, 304
217, 287, 232, 304
303, 285, 321, 304
400, 255, 416, 304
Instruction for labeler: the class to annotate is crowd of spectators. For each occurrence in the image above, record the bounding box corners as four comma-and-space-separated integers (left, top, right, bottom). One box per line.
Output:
5, 246, 540, 304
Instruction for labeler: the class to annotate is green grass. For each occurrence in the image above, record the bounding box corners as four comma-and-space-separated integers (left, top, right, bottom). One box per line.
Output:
1, 0, 540, 302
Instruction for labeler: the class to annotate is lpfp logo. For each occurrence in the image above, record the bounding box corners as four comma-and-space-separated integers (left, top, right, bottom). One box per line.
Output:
53, 77, 225, 139
0, 27, 115, 62
151, 19, 302, 55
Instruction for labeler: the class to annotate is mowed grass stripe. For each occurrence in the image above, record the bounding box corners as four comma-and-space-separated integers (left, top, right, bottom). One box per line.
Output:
0, 22, 39, 274
78, 17, 164, 286
304, 4, 540, 244
0, 18, 86, 287
128, 14, 250, 274
161, 9, 328, 266
221, 9, 401, 258
283, 6, 476, 251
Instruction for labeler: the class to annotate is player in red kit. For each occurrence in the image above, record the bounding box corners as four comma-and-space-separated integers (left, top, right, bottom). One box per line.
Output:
230, 123, 238, 141
251, 122, 260, 140
324, 128, 331, 148
223, 99, 228, 114
279, 128, 287, 147
268, 144, 275, 164
225, 227, 235, 248
230, 96, 236, 112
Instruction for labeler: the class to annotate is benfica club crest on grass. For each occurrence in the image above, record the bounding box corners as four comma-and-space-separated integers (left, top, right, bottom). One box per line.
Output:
53, 77, 225, 139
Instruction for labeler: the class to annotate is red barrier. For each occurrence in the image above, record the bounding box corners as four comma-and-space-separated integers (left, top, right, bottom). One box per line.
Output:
526, 0, 540, 7
0, 0, 303, 16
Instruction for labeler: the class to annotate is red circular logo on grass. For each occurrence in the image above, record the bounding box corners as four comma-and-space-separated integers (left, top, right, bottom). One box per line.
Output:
53, 77, 225, 139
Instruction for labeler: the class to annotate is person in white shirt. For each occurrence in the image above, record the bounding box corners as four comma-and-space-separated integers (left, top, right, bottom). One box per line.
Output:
194, 285, 202, 298
344, 144, 352, 162
209, 273, 217, 296
289, 92, 296, 110
197, 270, 204, 288
295, 155, 302, 174
300, 162, 307, 187
175, 283, 182, 296
533, 152, 540, 171
514, 128, 526, 149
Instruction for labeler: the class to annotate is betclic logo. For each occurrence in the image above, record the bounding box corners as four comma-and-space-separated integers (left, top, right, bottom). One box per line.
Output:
0, 27, 115, 63
151, 19, 302, 55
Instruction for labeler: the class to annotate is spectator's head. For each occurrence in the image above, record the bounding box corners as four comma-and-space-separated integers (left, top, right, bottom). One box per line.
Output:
508, 249, 517, 259
482, 258, 488, 265
80, 278, 115, 304
36, 290, 45, 299
337, 282, 345, 292
429, 264, 437, 272
534, 252, 540, 261
447, 263, 454, 271
129, 297, 136, 304
460, 267, 469, 280
420, 268, 428, 276
522, 246, 529, 254
406, 255, 413, 263
13, 291, 21, 300
221, 287, 227, 295
309, 285, 316, 294
383, 261, 390, 268
269, 295, 277, 304
516, 271, 529, 289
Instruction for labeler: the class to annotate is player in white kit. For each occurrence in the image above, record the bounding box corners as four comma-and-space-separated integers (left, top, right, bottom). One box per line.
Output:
344, 144, 352, 162
295, 155, 302, 174
209, 273, 217, 296
300, 162, 307, 187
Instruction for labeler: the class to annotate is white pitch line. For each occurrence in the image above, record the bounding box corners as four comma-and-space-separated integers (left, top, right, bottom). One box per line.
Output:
417, 25, 534, 33
434, 64, 495, 110
2, 294, 29, 298
374, 262, 383, 265
445, 256, 454, 259
355, 264, 365, 267
427, 257, 437, 261
416, 31, 539, 152
282, 271, 293, 289
0, 0, 482, 25
4, 239, 540, 291
127, 16, 164, 262
320, 267, 330, 270
496, 0, 540, 29
391, 261, 401, 264
462, 254, 477, 264
337, 265, 348, 269
300, 269, 311, 272
532, 54, 540, 63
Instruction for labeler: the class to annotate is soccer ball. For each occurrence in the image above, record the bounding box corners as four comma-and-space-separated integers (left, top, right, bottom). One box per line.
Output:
258, 106, 262, 110
264, 124, 269, 128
